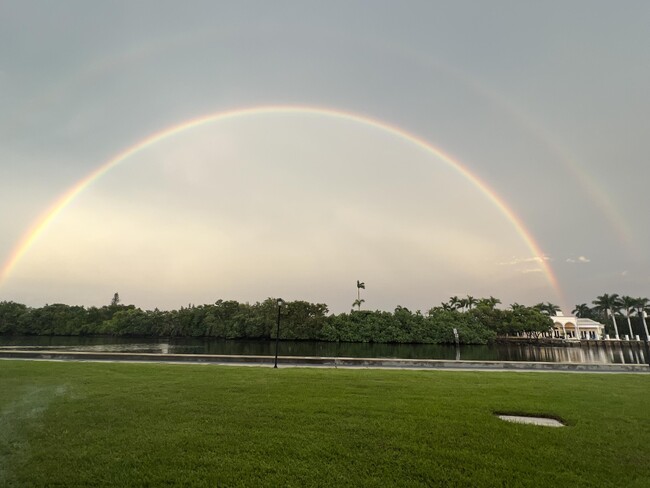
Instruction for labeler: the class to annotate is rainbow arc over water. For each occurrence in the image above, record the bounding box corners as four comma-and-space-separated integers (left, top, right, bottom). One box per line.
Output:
0, 105, 564, 304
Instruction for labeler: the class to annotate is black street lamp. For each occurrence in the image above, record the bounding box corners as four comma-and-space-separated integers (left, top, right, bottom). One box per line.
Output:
274, 298, 284, 368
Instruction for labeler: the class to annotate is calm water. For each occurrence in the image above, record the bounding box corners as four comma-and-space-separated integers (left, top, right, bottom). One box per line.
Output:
1, 336, 648, 364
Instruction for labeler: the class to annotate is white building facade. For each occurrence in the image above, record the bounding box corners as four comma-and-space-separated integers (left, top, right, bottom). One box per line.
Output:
549, 312, 605, 340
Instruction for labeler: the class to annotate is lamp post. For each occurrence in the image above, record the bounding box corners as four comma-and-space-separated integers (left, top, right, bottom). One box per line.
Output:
274, 298, 284, 368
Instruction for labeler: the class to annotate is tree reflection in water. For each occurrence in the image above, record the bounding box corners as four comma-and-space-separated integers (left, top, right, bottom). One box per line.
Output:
0, 336, 648, 364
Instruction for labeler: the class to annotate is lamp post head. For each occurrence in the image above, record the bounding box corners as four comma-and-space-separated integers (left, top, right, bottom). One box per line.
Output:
277, 298, 285, 307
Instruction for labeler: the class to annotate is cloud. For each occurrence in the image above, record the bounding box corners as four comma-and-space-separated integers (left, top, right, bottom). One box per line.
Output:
498, 256, 551, 266
521, 268, 544, 274
566, 256, 591, 264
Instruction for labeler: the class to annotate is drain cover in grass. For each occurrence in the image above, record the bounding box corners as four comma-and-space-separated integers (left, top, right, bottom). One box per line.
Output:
497, 414, 565, 427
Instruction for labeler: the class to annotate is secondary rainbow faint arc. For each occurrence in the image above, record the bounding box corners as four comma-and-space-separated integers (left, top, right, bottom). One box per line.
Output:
0, 105, 564, 303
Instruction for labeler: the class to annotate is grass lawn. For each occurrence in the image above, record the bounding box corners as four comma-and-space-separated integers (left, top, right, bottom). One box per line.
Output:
1, 361, 649, 487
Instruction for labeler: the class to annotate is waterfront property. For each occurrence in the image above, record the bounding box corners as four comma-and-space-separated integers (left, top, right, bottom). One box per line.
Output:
549, 312, 605, 340
507, 311, 607, 340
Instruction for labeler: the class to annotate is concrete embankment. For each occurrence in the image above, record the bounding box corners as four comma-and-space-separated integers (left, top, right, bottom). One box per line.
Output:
1, 350, 648, 372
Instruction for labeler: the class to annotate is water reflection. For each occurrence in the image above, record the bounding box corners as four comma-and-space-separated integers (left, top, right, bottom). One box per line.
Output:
0, 336, 648, 364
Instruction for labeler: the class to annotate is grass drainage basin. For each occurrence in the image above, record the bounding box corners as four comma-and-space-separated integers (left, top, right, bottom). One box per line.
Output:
497, 414, 565, 427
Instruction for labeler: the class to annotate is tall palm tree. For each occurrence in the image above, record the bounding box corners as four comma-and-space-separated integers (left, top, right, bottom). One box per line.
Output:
465, 295, 477, 311
356, 280, 365, 299
356, 280, 365, 304
620, 296, 637, 339
592, 294, 621, 339
352, 280, 366, 311
635, 297, 650, 340
572, 303, 591, 318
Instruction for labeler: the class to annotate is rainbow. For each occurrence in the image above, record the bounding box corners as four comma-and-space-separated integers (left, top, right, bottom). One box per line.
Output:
0, 105, 565, 304
12, 32, 633, 258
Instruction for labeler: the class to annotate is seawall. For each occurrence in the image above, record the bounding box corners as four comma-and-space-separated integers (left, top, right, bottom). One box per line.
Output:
1, 350, 648, 372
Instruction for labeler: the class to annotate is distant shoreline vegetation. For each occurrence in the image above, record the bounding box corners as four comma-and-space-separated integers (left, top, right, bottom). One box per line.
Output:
2, 294, 646, 344
0, 296, 561, 345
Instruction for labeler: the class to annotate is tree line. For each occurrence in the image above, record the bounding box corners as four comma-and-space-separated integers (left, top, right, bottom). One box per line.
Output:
573, 293, 650, 340
0, 294, 557, 344
1, 292, 646, 343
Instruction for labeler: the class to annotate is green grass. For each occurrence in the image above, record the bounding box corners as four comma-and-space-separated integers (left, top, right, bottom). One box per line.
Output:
1, 361, 649, 487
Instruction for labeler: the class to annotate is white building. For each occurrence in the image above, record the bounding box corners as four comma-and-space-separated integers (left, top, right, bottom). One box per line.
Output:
549, 312, 605, 340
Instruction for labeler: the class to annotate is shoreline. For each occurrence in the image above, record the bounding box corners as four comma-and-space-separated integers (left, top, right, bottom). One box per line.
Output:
1, 349, 648, 373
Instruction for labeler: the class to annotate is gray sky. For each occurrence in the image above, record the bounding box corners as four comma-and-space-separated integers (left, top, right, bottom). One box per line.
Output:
1, 1, 649, 313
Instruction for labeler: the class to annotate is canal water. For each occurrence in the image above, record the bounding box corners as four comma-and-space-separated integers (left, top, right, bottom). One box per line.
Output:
1, 336, 648, 364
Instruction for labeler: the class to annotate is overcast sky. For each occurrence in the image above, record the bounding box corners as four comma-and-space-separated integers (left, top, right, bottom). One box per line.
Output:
1, 1, 649, 313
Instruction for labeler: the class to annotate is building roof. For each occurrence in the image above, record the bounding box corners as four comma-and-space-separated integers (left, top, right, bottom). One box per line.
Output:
576, 318, 605, 328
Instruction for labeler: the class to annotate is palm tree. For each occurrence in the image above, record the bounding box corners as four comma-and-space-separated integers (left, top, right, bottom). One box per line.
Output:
592, 294, 621, 339
569, 305, 586, 339
572, 303, 591, 318
489, 296, 502, 308
534, 302, 560, 315
545, 302, 561, 315
448, 296, 461, 310
510, 303, 525, 311
356, 280, 365, 308
352, 298, 365, 311
465, 295, 477, 311
635, 297, 650, 340
620, 296, 637, 339
478, 296, 501, 309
